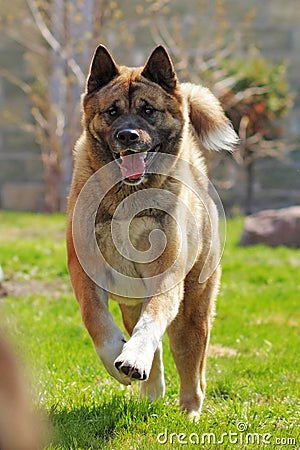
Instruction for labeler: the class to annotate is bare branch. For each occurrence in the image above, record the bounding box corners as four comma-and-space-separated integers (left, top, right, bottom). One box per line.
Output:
214, 75, 240, 95
26, 0, 85, 86
31, 107, 48, 131
227, 86, 270, 107
26, 0, 60, 52
0, 69, 32, 95
238, 115, 250, 142
2, 27, 46, 56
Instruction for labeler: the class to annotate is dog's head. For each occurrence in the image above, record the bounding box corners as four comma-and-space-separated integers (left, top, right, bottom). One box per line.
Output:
82, 45, 185, 186
82, 45, 238, 186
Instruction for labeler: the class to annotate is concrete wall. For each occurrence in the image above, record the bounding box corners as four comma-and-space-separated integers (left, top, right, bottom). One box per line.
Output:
0, 39, 44, 211
0, 0, 299, 212
218, 0, 300, 211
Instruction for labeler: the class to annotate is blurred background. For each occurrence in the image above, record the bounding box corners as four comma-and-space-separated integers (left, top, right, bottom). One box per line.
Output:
0, 0, 299, 215
0, 3, 299, 447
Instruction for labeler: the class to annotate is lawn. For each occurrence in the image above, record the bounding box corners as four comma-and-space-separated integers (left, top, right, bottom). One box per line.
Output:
0, 211, 299, 449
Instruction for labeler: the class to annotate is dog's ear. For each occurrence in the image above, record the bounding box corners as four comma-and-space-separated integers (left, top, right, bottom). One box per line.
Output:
181, 83, 239, 151
86, 45, 119, 94
141, 46, 177, 93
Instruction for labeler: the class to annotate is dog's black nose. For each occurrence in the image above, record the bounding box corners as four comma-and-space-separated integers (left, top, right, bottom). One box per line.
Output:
116, 129, 140, 145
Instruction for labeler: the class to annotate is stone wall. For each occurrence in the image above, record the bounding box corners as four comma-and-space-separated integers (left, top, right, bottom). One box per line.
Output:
0, 0, 299, 212
218, 0, 300, 211
0, 39, 44, 211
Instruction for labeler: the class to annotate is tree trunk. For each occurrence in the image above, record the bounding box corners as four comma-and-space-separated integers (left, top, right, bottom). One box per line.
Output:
245, 158, 254, 215
47, 0, 95, 212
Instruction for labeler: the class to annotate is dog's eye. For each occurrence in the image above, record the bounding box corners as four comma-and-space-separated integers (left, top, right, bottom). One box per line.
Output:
143, 105, 154, 116
107, 106, 118, 118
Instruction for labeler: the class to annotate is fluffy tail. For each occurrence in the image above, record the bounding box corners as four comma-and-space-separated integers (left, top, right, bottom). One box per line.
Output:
181, 82, 239, 152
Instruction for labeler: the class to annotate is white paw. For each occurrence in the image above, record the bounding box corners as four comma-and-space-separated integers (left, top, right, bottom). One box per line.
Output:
97, 336, 132, 386
114, 344, 153, 382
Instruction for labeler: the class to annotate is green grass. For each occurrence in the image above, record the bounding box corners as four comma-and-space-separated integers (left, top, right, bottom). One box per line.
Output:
0, 211, 299, 449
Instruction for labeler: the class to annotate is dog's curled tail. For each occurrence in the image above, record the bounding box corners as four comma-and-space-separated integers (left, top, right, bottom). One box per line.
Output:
181, 82, 239, 152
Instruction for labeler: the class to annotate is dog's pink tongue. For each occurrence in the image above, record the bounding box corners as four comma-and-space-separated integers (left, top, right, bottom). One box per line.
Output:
119, 153, 146, 179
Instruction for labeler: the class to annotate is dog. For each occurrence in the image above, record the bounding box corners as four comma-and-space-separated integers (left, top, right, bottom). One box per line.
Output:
66, 45, 238, 419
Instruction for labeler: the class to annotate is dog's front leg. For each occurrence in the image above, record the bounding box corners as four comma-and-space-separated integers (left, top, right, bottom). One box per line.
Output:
77, 284, 131, 386
67, 240, 130, 385
114, 282, 183, 382
77, 285, 130, 386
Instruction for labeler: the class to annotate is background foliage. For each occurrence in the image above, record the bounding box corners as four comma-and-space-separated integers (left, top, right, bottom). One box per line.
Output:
0, 0, 295, 213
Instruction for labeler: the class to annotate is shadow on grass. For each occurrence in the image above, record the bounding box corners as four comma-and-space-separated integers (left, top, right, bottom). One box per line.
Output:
49, 394, 160, 449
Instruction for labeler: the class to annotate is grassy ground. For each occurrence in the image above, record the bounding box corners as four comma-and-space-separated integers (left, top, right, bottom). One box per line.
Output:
0, 211, 299, 449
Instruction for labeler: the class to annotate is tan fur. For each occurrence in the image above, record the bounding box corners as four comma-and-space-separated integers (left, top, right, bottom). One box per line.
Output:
0, 336, 46, 450
67, 45, 238, 419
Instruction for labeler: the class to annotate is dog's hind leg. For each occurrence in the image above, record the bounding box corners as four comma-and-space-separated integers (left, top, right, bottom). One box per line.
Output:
119, 304, 165, 400
119, 303, 142, 337
167, 266, 220, 420
140, 342, 165, 400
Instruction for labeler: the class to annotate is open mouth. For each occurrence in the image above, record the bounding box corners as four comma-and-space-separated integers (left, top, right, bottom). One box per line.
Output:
113, 148, 159, 185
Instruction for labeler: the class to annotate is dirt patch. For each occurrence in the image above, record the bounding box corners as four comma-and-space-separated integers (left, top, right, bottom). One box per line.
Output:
0, 284, 7, 299
1, 279, 70, 299
209, 344, 237, 357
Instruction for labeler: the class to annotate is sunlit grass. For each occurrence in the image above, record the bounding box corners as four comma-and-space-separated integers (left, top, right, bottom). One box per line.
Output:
0, 211, 299, 449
